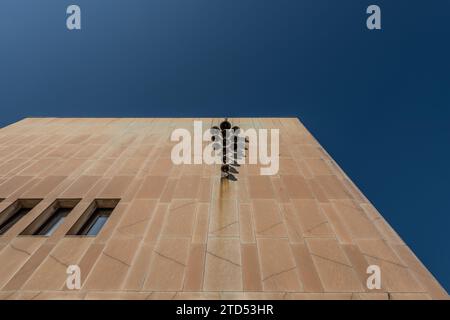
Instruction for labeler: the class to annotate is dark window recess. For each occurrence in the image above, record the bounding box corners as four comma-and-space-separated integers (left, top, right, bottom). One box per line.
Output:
0, 199, 42, 235
21, 199, 81, 236
67, 199, 120, 236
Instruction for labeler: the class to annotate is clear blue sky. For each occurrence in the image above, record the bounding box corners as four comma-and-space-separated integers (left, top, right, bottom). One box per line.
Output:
1, 0, 449, 291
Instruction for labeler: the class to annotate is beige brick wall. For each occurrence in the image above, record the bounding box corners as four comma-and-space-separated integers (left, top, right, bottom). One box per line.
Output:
0, 118, 447, 300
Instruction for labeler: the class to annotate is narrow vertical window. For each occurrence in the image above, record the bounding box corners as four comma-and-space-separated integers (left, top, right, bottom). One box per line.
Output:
0, 199, 42, 235
21, 199, 81, 236
66, 199, 120, 236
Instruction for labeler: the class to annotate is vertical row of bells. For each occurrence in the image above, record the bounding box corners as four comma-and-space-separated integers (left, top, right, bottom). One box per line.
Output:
210, 118, 247, 180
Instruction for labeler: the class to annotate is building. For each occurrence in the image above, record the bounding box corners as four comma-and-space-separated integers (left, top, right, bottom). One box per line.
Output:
0, 117, 447, 300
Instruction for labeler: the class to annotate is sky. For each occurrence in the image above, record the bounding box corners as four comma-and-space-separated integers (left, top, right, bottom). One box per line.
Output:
0, 0, 449, 292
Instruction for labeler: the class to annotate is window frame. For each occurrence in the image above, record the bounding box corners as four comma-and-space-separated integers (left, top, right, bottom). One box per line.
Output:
0, 199, 43, 236
20, 199, 81, 237
66, 199, 120, 237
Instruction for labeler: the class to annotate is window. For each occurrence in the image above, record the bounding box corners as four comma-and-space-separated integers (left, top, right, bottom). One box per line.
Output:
79, 209, 110, 236
21, 199, 80, 236
0, 199, 42, 235
66, 199, 120, 236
